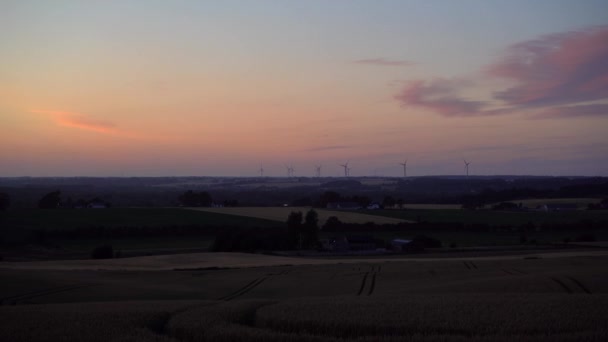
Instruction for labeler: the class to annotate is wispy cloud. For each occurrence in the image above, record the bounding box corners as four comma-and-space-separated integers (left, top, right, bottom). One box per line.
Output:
355, 58, 414, 67
530, 103, 608, 119
395, 26, 608, 119
305, 145, 355, 152
30, 109, 118, 134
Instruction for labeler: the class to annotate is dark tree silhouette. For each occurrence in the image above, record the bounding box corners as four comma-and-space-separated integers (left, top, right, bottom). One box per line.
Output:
382, 195, 396, 208
303, 209, 320, 248
178, 190, 213, 207
286, 211, 303, 249
323, 216, 342, 230
38, 191, 61, 209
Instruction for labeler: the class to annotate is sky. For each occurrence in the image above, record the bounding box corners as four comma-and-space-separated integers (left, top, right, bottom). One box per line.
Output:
1, 0, 608, 177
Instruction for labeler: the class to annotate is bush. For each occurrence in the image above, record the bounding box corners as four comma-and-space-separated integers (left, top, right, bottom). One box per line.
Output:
91, 244, 114, 259
411, 235, 442, 248
574, 234, 596, 242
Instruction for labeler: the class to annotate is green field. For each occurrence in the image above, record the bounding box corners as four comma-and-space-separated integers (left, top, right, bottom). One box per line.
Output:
1, 251, 607, 341
0, 208, 280, 259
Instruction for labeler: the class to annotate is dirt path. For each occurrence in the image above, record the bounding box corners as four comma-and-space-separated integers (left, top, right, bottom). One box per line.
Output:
2, 250, 608, 271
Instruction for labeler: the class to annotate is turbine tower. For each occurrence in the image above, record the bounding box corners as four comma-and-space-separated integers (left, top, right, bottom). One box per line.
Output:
315, 164, 322, 177
399, 160, 408, 177
259, 163, 264, 177
285, 165, 294, 178
464, 159, 471, 177
339, 161, 349, 177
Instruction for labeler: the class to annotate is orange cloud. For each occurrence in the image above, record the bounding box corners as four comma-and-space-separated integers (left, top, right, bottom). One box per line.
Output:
30, 109, 118, 134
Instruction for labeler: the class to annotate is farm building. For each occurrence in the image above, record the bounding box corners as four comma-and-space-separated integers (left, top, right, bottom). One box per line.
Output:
87, 198, 110, 209
321, 235, 376, 252
321, 237, 349, 252
391, 239, 413, 252
366, 202, 381, 210
539, 203, 579, 211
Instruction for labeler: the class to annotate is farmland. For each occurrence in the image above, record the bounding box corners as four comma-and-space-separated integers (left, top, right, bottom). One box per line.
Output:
1, 251, 608, 341
1, 177, 607, 340
188, 206, 409, 224
362, 207, 608, 226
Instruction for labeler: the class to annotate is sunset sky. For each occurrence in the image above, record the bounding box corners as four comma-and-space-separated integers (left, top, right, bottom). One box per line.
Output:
2, 0, 608, 177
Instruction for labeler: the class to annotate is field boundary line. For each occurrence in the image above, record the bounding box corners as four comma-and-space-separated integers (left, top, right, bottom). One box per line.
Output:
357, 272, 369, 296
502, 269, 515, 275
565, 276, 592, 294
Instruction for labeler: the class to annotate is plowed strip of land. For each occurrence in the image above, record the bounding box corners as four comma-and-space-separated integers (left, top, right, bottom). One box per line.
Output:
186, 207, 410, 224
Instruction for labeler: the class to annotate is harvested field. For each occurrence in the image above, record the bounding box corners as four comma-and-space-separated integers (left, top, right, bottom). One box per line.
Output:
2, 253, 608, 341
187, 206, 409, 224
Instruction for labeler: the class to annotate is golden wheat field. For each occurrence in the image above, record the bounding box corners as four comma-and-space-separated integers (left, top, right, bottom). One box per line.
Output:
1, 251, 608, 341
187, 206, 410, 224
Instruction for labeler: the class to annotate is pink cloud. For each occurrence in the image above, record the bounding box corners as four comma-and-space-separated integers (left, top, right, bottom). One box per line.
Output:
395, 26, 608, 119
487, 26, 608, 107
394, 79, 486, 117
355, 58, 415, 67
30, 109, 117, 133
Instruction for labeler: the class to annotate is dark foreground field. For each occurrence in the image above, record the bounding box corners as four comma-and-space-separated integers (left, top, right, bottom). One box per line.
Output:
1, 251, 607, 341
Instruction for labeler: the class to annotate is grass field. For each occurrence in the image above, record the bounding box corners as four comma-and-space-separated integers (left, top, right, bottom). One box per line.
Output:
362, 208, 608, 226
0, 208, 280, 231
188, 207, 409, 224
1, 251, 607, 341
516, 197, 602, 208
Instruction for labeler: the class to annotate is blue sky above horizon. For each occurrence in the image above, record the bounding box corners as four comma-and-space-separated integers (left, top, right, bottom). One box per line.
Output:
1, 0, 608, 177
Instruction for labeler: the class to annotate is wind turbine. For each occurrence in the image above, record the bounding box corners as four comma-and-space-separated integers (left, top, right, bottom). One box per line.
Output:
285, 164, 293, 178
463, 159, 471, 177
259, 163, 264, 177
339, 161, 349, 177
399, 160, 408, 177
315, 164, 322, 177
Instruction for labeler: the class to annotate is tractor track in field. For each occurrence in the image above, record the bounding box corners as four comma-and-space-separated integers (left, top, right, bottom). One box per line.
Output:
565, 276, 592, 294
463, 261, 477, 270
357, 272, 369, 296
502, 268, 526, 276
367, 273, 377, 296
219, 277, 268, 301
357, 265, 380, 296
511, 268, 527, 275
0, 284, 97, 305
549, 277, 574, 294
